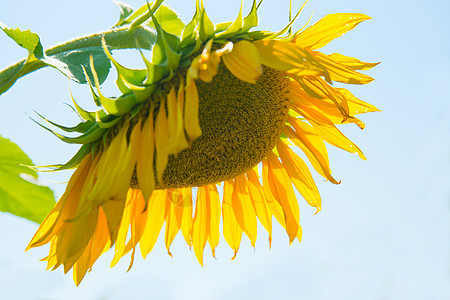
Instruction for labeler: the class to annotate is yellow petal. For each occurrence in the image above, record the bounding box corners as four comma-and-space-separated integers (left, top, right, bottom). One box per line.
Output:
73, 241, 92, 286
155, 99, 169, 183
265, 153, 300, 244
298, 76, 350, 119
111, 189, 135, 267
164, 190, 180, 256
253, 39, 324, 75
167, 86, 189, 155
101, 196, 127, 246
232, 175, 258, 247
89, 120, 137, 206
184, 77, 202, 141
222, 41, 263, 83
55, 208, 99, 273
27, 156, 91, 249
328, 53, 380, 71
206, 185, 221, 257
100, 123, 140, 244
284, 118, 339, 184
290, 81, 365, 129
261, 161, 286, 228
192, 186, 209, 266
130, 190, 148, 247
137, 111, 155, 201
290, 108, 366, 160
294, 13, 371, 50
336, 87, 380, 115
312, 119, 366, 160
140, 190, 166, 258
222, 180, 243, 258
311, 51, 374, 85
246, 169, 272, 244
277, 140, 321, 211
74, 207, 110, 285
179, 188, 193, 247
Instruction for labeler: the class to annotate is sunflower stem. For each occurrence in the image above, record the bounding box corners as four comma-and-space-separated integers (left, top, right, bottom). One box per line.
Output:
0, 26, 156, 96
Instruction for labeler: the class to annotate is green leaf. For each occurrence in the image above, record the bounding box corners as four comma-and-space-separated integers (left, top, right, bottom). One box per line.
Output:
0, 24, 45, 95
0, 24, 43, 59
0, 135, 55, 223
148, 5, 185, 37
43, 47, 111, 85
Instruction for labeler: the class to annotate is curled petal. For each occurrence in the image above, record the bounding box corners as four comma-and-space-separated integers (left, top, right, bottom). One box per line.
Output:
222, 41, 263, 83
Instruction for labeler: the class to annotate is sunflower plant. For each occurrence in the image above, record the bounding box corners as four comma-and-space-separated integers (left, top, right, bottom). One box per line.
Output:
0, 0, 378, 285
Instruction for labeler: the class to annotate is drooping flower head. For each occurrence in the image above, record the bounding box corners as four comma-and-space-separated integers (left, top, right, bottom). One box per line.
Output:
27, 0, 379, 285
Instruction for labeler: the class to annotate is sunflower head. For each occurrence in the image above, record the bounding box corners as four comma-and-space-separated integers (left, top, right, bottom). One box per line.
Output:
27, 0, 379, 285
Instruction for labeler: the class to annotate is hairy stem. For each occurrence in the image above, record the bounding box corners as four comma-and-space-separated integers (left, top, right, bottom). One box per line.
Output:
0, 26, 156, 96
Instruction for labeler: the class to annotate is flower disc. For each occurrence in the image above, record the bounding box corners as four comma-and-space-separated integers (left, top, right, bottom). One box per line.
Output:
159, 66, 290, 189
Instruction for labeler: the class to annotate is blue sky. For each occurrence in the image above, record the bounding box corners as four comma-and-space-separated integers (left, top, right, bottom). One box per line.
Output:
0, 0, 449, 299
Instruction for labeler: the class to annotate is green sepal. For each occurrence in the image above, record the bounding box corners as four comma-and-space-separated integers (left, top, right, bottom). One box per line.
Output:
102, 129, 109, 148
147, 5, 185, 37
129, 0, 165, 29
115, 3, 149, 27
82, 66, 101, 106
101, 37, 147, 94
113, 1, 135, 28
147, 3, 182, 74
57, 124, 106, 144
102, 37, 147, 85
215, 1, 243, 39
240, 0, 259, 33
70, 91, 96, 122
198, 1, 215, 42
31, 143, 93, 172
96, 113, 122, 129
179, 39, 202, 60
267, 1, 307, 39
100, 93, 137, 116
140, 50, 166, 85
34, 111, 95, 134
246, 30, 275, 40
35, 118, 106, 144
178, 57, 193, 68
214, 22, 232, 34
180, 1, 200, 47
129, 102, 144, 119
88, 54, 138, 116
118, 75, 154, 103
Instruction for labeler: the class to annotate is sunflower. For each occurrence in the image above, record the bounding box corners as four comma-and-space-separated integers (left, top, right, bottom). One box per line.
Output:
26, 0, 379, 285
